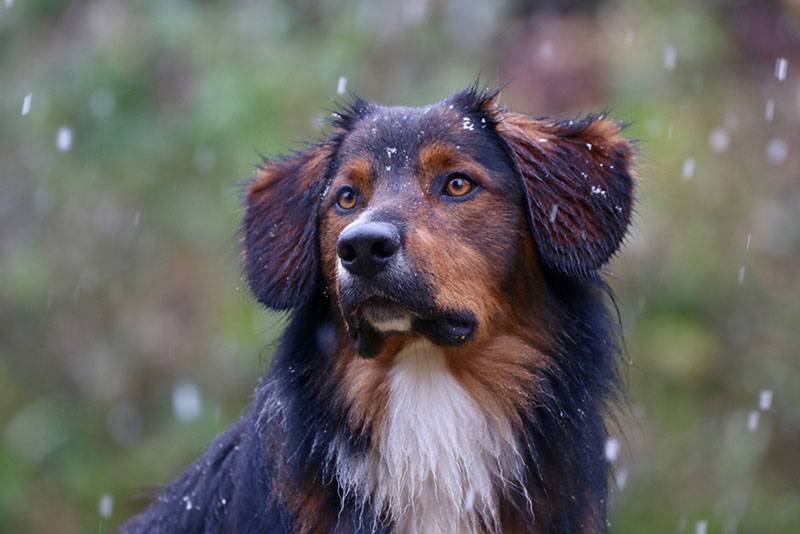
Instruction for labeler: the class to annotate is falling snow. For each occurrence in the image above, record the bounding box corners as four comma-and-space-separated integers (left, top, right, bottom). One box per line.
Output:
737, 266, 746, 285
766, 137, 788, 165
539, 41, 554, 60
695, 520, 708, 534
764, 99, 775, 122
708, 128, 729, 153
337, 76, 347, 96
681, 157, 695, 179
615, 469, 628, 490
604, 437, 620, 462
21, 93, 31, 116
56, 127, 73, 152
98, 493, 113, 518
774, 57, 788, 81
759, 390, 773, 411
663, 45, 676, 71
747, 410, 760, 432
172, 381, 202, 423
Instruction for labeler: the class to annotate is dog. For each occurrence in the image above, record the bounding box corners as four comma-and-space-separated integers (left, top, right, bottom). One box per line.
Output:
121, 86, 635, 533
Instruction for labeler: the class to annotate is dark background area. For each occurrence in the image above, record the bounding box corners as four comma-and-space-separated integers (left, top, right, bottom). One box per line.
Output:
1, 0, 799, 532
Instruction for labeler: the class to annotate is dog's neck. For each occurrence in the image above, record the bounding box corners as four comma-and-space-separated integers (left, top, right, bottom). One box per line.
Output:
334, 338, 527, 534
270, 284, 616, 532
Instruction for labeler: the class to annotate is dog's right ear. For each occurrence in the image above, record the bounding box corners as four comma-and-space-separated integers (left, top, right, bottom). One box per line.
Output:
243, 141, 338, 310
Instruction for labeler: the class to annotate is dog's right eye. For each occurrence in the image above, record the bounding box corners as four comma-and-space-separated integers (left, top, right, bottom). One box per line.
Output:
336, 186, 359, 211
442, 173, 476, 198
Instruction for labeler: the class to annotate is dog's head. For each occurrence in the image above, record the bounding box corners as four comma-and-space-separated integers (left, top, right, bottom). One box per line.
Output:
243, 88, 635, 357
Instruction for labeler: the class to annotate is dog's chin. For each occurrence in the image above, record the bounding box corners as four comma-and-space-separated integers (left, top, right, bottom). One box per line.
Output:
344, 297, 477, 359
360, 300, 414, 334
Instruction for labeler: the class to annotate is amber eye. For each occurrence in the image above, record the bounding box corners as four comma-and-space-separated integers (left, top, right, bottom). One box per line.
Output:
444, 174, 475, 197
336, 186, 359, 210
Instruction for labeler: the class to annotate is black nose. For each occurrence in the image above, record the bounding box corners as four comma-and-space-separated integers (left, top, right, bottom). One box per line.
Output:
337, 222, 401, 278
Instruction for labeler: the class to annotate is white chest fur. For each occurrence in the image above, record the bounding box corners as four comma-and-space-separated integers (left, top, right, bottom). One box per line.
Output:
337, 340, 523, 533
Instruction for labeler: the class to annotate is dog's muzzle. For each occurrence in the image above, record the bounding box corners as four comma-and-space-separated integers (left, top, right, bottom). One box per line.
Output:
335, 220, 476, 357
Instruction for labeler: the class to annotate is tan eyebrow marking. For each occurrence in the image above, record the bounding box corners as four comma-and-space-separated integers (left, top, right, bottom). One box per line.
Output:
417, 142, 493, 186
418, 142, 461, 173
337, 158, 373, 190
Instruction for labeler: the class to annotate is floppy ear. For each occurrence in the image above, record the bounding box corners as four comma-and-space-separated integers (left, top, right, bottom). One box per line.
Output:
243, 141, 337, 310
495, 112, 635, 278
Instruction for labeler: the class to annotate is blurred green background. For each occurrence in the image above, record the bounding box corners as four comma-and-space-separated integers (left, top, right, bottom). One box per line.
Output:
2, 0, 799, 532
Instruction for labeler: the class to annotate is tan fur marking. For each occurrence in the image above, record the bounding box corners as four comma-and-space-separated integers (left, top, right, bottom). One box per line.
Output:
337, 158, 373, 192
497, 112, 631, 169
418, 141, 461, 173
278, 477, 336, 534
417, 142, 496, 192
335, 341, 395, 439
445, 335, 548, 430
248, 143, 333, 198
407, 225, 500, 339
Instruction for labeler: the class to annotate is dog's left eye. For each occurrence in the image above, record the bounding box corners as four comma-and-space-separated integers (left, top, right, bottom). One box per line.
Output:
443, 173, 475, 197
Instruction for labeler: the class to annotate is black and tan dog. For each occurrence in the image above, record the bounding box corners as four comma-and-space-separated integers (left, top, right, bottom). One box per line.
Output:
122, 86, 635, 533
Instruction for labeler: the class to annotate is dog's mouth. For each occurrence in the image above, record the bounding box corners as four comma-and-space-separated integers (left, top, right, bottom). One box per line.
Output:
346, 296, 477, 358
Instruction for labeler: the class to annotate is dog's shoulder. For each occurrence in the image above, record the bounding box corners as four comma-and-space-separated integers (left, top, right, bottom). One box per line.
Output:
119, 386, 293, 533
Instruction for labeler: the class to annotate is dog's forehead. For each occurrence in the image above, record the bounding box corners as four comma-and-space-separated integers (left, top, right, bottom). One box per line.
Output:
337, 102, 493, 163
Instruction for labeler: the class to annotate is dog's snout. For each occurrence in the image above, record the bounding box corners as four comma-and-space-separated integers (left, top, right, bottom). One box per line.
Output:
337, 222, 401, 278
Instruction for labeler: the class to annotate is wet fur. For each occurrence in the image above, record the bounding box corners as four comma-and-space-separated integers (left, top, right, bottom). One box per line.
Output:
122, 86, 635, 533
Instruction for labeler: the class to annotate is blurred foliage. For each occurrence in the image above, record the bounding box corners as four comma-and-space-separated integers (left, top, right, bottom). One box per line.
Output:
1, 0, 800, 532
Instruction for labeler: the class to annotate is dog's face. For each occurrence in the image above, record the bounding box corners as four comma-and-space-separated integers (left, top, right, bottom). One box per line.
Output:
243, 88, 634, 357
317, 103, 528, 355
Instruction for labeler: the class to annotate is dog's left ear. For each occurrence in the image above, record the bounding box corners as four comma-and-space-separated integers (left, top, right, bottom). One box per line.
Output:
494, 111, 636, 278
243, 141, 337, 310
